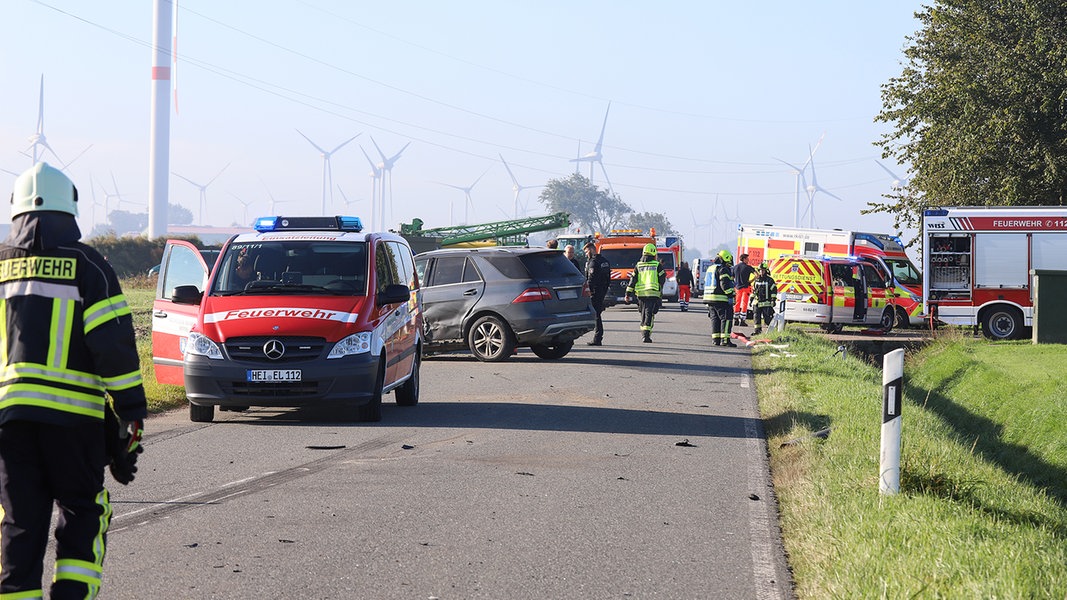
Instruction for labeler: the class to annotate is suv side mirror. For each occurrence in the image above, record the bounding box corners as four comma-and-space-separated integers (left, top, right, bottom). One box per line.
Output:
171, 284, 203, 305
378, 283, 410, 306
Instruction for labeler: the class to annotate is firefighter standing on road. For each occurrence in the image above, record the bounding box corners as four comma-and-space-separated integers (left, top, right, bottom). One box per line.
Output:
704, 250, 737, 347
675, 261, 694, 312
0, 163, 147, 600
732, 253, 755, 327
750, 263, 778, 335
624, 243, 666, 343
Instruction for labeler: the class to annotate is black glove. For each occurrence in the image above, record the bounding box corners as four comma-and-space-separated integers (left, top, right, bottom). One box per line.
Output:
105, 406, 144, 485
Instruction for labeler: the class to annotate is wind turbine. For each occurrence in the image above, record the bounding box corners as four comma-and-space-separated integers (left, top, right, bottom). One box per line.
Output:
359, 146, 383, 229
230, 192, 254, 226
24, 75, 63, 165
438, 168, 491, 225
337, 185, 360, 212
569, 101, 613, 193
499, 154, 542, 218
801, 145, 843, 228
691, 203, 715, 247
97, 172, 127, 226
876, 160, 908, 189
773, 133, 825, 227
296, 130, 359, 216
172, 162, 230, 225
370, 137, 411, 230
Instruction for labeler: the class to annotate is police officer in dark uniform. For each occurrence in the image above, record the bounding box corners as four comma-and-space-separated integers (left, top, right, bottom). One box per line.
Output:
583, 241, 611, 346
0, 162, 147, 599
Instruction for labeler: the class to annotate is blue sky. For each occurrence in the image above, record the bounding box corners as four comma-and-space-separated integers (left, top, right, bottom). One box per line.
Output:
1, 0, 925, 253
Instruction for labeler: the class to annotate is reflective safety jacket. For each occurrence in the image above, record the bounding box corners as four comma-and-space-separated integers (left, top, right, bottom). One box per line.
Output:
625, 257, 666, 297
0, 213, 147, 426
702, 262, 735, 303
751, 274, 777, 308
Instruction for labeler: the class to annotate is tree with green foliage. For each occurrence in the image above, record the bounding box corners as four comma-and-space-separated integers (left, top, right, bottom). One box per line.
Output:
538, 173, 631, 234
625, 211, 677, 236
873, 1, 1067, 232
168, 202, 193, 225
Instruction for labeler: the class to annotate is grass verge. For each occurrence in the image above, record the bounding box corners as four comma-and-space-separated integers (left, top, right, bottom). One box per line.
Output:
752, 328, 1067, 598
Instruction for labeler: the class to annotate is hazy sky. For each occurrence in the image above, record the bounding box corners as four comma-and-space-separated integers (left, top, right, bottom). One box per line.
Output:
1, 0, 925, 252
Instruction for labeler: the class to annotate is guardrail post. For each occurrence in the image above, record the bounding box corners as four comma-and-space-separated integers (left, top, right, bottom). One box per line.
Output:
879, 348, 904, 495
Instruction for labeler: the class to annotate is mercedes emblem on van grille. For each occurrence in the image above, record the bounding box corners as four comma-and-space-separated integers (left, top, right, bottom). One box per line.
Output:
263, 339, 286, 360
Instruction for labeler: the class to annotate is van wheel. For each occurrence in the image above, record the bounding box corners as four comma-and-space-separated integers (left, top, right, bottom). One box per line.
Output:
982, 306, 1022, 340
894, 306, 911, 329
820, 324, 843, 334
880, 308, 895, 331
356, 360, 384, 422
190, 403, 214, 423
395, 351, 420, 406
530, 341, 573, 360
468, 315, 515, 362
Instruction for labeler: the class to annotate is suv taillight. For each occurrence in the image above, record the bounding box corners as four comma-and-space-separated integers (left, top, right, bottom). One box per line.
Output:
513, 287, 552, 303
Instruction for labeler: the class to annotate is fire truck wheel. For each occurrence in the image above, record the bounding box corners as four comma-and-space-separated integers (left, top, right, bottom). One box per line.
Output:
468, 315, 515, 362
356, 360, 385, 422
981, 306, 1022, 340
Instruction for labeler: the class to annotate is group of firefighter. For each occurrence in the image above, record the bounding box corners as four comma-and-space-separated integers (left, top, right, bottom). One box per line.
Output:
622, 243, 777, 346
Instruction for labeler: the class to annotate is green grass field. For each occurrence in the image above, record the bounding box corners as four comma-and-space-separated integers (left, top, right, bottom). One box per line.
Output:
752, 329, 1067, 598
125, 278, 1067, 595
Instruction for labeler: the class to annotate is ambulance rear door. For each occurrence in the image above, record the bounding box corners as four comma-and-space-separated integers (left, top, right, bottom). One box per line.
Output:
152, 240, 211, 385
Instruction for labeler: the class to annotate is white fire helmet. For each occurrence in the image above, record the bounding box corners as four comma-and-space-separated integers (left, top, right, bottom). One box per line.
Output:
10, 162, 79, 218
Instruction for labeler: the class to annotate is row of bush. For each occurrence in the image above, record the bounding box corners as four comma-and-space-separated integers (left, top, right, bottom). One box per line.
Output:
87, 234, 209, 278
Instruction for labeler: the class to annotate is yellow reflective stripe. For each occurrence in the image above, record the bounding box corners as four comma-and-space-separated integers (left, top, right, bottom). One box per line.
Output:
84, 295, 131, 335
0, 590, 44, 599
93, 488, 112, 568
0, 384, 106, 418
49, 298, 75, 368
100, 370, 143, 391
54, 558, 103, 586
2, 363, 105, 390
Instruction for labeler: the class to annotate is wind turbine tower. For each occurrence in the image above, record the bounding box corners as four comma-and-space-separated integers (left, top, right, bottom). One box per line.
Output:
25, 75, 63, 166
802, 144, 843, 228
569, 102, 613, 194
499, 154, 542, 218
296, 130, 359, 216
439, 168, 491, 225
359, 146, 383, 229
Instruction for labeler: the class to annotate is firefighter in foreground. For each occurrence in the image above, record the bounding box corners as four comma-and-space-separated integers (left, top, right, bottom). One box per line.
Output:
624, 243, 666, 343
750, 263, 777, 335
0, 163, 146, 599
703, 250, 737, 347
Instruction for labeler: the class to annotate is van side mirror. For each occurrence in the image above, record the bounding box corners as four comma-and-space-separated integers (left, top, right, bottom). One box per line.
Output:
171, 285, 203, 305
378, 283, 410, 306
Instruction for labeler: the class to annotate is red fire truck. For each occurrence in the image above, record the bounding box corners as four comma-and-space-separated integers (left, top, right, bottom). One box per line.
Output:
922, 206, 1067, 339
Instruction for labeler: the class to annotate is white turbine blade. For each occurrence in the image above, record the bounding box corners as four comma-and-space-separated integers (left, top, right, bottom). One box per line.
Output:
471, 167, 492, 188
61, 144, 93, 172
171, 172, 199, 187
370, 136, 388, 162
593, 101, 611, 152
499, 154, 521, 186
598, 160, 614, 194
387, 142, 411, 164
207, 162, 230, 186
36, 75, 45, 134
802, 133, 826, 170
296, 129, 328, 154
773, 157, 803, 174
329, 133, 361, 155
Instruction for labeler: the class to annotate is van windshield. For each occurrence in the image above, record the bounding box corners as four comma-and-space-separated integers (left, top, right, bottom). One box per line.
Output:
212, 241, 368, 296
883, 258, 921, 286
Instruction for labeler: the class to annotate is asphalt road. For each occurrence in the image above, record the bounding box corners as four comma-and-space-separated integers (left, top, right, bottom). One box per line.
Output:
92, 303, 794, 599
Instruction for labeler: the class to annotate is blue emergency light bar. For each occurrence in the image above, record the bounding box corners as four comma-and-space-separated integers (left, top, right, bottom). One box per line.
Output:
924, 209, 949, 217
253, 216, 364, 233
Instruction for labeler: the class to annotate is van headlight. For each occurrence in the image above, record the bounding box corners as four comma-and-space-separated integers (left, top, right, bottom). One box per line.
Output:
186, 332, 223, 359
328, 332, 373, 359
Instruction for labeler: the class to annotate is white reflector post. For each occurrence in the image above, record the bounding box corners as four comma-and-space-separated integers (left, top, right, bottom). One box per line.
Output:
880, 348, 904, 495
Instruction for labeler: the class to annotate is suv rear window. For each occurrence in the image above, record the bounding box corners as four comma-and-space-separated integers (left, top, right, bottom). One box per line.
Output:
520, 252, 580, 278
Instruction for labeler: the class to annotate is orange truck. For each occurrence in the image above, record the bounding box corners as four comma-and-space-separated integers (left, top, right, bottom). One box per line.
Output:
594, 228, 658, 307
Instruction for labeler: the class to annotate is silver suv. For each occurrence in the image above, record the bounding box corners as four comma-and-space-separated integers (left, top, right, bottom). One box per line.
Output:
414, 247, 595, 361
